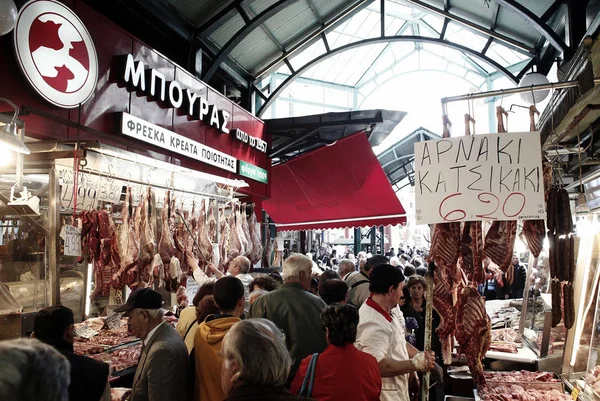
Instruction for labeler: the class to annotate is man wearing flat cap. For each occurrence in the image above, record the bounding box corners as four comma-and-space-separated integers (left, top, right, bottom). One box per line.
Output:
115, 288, 189, 401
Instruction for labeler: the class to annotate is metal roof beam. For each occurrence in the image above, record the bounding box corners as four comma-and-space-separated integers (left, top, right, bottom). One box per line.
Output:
402, 0, 534, 54
258, 36, 518, 117
254, 0, 374, 80
494, 0, 567, 53
197, 1, 241, 36
541, 0, 566, 23
203, 0, 302, 82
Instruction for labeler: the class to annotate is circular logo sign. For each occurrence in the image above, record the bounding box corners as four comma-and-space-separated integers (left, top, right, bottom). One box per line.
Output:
13, 0, 98, 108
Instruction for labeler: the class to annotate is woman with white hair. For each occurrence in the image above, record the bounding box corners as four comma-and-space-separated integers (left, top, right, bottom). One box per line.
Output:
0, 338, 70, 401
221, 319, 312, 401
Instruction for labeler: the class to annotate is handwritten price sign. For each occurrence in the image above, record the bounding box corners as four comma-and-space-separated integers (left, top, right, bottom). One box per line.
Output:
64, 225, 82, 257
414, 131, 546, 225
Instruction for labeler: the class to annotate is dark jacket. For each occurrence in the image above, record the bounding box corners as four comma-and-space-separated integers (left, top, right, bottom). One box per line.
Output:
48, 339, 109, 401
401, 300, 443, 366
225, 385, 312, 401
248, 282, 327, 384
511, 265, 527, 298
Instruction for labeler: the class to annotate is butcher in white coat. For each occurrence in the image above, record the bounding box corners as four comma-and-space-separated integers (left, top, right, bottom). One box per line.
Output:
355, 264, 435, 401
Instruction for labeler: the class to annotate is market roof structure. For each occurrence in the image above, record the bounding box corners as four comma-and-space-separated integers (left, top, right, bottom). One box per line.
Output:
91, 0, 583, 114
377, 127, 442, 191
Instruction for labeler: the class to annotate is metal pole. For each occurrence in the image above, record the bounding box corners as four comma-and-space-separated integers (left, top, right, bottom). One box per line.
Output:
421, 261, 435, 401
48, 167, 60, 305
441, 78, 600, 107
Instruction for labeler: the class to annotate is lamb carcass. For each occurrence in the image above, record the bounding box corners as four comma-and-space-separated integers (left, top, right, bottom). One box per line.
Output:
112, 187, 140, 289
91, 210, 118, 299
157, 191, 175, 264
197, 199, 213, 266
226, 203, 242, 267
459, 221, 484, 285
138, 187, 155, 284
432, 267, 455, 364
241, 203, 252, 257
236, 203, 250, 255
455, 285, 492, 387
249, 207, 263, 265
429, 223, 461, 274
522, 220, 545, 258
207, 200, 217, 243
483, 221, 517, 272
218, 207, 229, 271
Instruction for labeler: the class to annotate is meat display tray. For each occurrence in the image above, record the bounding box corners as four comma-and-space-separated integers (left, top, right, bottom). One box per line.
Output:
485, 372, 563, 392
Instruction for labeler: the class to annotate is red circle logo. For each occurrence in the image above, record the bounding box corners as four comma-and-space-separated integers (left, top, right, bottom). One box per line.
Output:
14, 1, 98, 108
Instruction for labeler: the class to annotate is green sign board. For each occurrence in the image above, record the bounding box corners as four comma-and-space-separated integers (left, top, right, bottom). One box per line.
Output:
239, 160, 268, 184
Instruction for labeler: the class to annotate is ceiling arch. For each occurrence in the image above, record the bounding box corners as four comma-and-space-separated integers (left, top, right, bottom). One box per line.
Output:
257, 35, 519, 117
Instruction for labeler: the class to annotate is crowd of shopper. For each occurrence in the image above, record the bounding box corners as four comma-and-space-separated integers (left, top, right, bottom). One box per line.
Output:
0, 252, 443, 401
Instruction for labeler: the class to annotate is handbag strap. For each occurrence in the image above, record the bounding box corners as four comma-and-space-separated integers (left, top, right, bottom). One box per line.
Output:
298, 353, 319, 397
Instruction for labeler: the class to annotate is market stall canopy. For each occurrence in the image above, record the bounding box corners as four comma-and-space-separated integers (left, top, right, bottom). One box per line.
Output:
266, 109, 406, 163
263, 132, 406, 231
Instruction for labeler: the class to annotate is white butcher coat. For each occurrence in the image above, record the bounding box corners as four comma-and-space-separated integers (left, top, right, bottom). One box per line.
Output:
355, 299, 410, 401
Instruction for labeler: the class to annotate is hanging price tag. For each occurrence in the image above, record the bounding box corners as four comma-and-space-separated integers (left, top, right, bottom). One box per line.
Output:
105, 312, 123, 330
64, 225, 82, 257
59, 168, 100, 211
75, 325, 98, 339
98, 176, 123, 203
571, 387, 580, 400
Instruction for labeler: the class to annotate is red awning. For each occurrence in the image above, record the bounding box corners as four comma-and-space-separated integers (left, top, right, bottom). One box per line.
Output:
263, 132, 406, 231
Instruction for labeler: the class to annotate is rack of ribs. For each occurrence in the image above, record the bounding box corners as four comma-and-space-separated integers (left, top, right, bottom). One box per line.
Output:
455, 285, 492, 388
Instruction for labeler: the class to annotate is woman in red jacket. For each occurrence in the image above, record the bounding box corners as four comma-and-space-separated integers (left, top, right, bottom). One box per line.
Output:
290, 304, 381, 401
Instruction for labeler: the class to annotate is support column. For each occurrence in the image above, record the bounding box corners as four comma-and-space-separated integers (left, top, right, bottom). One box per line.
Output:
48, 167, 60, 305
354, 227, 361, 255
486, 76, 495, 134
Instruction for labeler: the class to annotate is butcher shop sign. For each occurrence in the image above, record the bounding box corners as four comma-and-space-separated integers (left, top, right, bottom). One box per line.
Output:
414, 131, 546, 225
121, 112, 237, 173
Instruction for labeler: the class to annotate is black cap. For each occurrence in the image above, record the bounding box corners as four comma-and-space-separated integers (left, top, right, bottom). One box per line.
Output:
114, 288, 163, 313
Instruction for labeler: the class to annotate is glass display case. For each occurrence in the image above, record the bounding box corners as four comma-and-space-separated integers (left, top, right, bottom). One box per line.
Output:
0, 172, 52, 312
562, 228, 600, 398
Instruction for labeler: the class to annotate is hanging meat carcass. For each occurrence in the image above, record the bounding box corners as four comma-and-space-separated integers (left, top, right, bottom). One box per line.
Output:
207, 200, 217, 243
91, 210, 120, 299
249, 206, 263, 265
234, 203, 248, 255
158, 191, 176, 265
455, 285, 492, 387
483, 221, 517, 272
226, 203, 242, 267
112, 187, 140, 289
138, 187, 155, 284
432, 267, 456, 364
459, 221, 484, 285
197, 199, 213, 266
241, 204, 252, 257
218, 206, 230, 271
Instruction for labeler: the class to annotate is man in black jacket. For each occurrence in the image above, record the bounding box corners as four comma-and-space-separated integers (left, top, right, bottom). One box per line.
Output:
511, 257, 528, 299
33, 305, 110, 401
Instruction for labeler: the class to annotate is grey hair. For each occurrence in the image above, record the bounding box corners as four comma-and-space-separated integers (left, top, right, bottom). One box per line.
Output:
134, 308, 164, 320
338, 259, 355, 276
222, 318, 291, 388
233, 256, 251, 274
0, 338, 70, 401
282, 253, 312, 281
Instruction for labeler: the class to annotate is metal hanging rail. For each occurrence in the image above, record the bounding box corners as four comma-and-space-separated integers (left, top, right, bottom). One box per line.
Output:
440, 78, 600, 112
